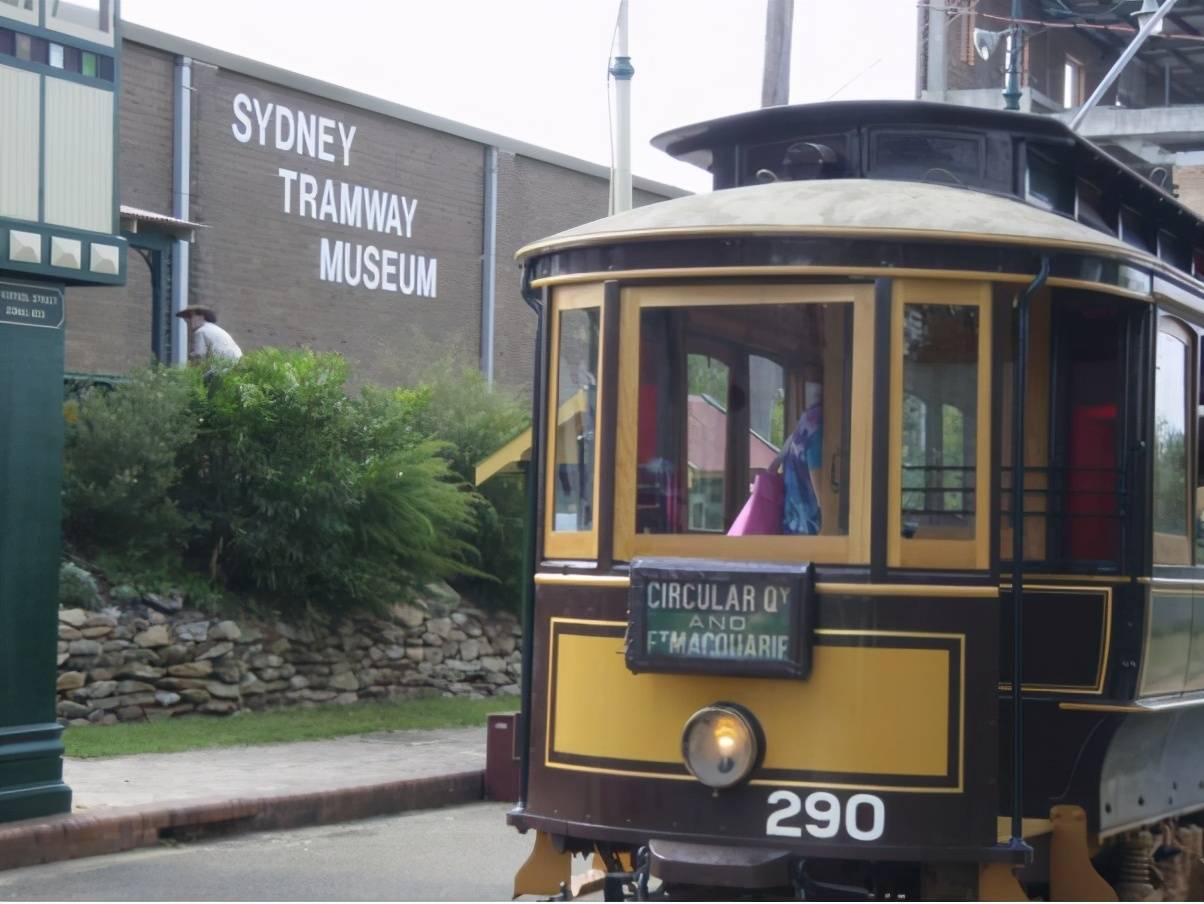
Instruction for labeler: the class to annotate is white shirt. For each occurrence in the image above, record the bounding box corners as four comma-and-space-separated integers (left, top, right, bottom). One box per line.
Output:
191, 322, 243, 361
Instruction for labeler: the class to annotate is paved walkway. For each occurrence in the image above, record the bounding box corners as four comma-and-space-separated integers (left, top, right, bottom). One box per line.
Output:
64, 726, 488, 811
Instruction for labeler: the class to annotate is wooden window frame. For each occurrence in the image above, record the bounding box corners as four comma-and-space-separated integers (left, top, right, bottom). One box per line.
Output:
1152, 314, 1194, 566
1063, 56, 1085, 109
889, 279, 992, 571
613, 282, 875, 565
543, 283, 605, 560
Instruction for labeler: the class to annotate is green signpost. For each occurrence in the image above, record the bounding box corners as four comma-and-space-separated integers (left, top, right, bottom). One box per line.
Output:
0, 1, 126, 822
0, 282, 70, 820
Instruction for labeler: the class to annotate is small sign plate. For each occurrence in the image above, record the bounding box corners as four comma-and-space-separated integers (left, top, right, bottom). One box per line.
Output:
627, 557, 813, 679
0, 281, 64, 330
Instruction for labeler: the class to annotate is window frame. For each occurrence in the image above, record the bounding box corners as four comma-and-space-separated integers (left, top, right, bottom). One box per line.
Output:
543, 283, 605, 560
46, 0, 113, 46
1152, 314, 1194, 566
0, 0, 39, 27
889, 279, 992, 570
613, 282, 875, 564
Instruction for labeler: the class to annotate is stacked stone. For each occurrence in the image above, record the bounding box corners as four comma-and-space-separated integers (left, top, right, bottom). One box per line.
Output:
55, 588, 522, 725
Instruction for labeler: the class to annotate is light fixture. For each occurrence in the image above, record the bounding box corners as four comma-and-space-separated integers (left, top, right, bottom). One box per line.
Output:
681, 704, 762, 789
1134, 0, 1165, 35
973, 27, 1006, 61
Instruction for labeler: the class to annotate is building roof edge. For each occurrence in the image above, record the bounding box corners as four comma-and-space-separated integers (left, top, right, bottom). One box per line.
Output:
121, 21, 691, 200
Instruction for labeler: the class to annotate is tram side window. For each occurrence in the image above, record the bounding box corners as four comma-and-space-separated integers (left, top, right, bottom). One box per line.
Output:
1154, 321, 1192, 565
1002, 295, 1126, 568
900, 305, 979, 541
636, 303, 852, 537
552, 307, 600, 533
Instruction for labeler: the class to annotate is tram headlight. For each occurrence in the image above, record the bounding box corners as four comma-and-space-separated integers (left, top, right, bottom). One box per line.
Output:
681, 704, 761, 789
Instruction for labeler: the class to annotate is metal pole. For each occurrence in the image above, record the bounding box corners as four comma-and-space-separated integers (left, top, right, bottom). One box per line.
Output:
1009, 256, 1050, 849
1070, 0, 1180, 131
609, 0, 634, 214
170, 55, 192, 365
1002, 0, 1023, 111
480, 146, 498, 384
761, 0, 794, 107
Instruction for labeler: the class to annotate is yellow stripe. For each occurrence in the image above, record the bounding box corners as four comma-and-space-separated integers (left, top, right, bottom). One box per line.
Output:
534, 573, 631, 588
547, 619, 962, 791
534, 576, 999, 598
529, 267, 1153, 302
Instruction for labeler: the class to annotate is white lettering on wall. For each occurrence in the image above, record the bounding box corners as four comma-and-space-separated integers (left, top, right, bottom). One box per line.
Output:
319, 238, 438, 299
234, 92, 436, 298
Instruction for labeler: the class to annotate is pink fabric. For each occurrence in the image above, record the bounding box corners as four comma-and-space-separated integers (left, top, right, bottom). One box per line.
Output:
727, 471, 784, 536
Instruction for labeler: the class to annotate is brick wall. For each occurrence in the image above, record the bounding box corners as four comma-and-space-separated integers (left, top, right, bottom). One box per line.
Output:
64, 246, 154, 374
186, 64, 485, 389
492, 152, 668, 394
65, 40, 676, 386
118, 42, 174, 214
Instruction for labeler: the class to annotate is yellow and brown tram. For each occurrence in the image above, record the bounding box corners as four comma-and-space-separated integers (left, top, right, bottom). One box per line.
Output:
504, 101, 1204, 900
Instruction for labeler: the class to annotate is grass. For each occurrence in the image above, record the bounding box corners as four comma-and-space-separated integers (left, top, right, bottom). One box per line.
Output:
63, 695, 519, 759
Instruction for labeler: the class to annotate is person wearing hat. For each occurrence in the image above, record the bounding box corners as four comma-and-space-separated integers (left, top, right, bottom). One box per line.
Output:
177, 305, 242, 362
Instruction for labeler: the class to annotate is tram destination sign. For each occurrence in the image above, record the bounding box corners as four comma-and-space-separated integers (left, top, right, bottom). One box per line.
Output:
0, 281, 63, 330
627, 558, 813, 679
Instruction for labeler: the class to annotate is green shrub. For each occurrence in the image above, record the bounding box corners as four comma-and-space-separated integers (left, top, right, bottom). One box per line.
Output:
62, 365, 203, 559
58, 561, 103, 610
412, 363, 530, 611
180, 348, 479, 616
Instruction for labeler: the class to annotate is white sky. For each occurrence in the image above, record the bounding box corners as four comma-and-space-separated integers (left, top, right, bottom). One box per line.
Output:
120, 1, 919, 194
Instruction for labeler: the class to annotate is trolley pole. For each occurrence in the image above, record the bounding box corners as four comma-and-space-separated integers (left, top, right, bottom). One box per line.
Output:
1070, 0, 1180, 131
609, 0, 634, 215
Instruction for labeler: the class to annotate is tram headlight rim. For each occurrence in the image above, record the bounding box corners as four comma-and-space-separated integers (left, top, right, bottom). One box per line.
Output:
680, 703, 763, 790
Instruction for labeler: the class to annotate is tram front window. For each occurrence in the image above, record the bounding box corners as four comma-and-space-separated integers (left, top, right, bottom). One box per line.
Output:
636, 301, 852, 537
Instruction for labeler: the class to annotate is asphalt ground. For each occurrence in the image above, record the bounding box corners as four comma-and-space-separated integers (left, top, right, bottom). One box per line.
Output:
0, 802, 533, 901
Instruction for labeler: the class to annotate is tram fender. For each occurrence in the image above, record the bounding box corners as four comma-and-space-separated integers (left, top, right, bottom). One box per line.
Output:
1098, 706, 1204, 836
647, 839, 793, 889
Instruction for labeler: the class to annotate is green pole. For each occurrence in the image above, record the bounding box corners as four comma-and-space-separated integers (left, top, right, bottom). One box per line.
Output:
0, 284, 71, 821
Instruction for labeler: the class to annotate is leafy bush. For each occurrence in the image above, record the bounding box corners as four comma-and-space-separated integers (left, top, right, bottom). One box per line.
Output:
61, 349, 502, 618
178, 349, 479, 616
411, 363, 530, 611
58, 561, 103, 610
62, 365, 202, 559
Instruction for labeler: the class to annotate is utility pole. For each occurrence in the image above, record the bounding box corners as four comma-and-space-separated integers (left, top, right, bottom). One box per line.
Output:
762, 0, 794, 107
609, 0, 634, 214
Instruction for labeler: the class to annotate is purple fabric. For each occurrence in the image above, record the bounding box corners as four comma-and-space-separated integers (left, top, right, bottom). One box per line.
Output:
727, 471, 785, 536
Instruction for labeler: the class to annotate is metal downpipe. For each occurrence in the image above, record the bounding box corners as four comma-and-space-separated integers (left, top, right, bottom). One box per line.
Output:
1009, 255, 1050, 850
170, 55, 192, 365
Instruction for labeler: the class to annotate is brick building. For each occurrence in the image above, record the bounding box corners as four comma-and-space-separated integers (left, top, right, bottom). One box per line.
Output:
67, 24, 683, 392
917, 0, 1204, 214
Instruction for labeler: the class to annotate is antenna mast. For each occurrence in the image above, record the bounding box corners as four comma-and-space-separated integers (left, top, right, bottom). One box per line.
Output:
609, 0, 634, 214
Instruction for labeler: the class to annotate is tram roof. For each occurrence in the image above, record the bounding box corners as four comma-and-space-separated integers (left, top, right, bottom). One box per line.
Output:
515, 177, 1143, 263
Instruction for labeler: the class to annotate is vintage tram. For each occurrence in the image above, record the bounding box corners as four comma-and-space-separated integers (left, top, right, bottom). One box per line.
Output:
503, 101, 1204, 900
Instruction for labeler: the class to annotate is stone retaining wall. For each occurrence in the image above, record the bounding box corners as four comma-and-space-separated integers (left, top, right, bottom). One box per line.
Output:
55, 586, 521, 725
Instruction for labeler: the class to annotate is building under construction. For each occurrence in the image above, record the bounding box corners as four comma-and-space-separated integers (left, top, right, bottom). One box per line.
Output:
917, 0, 1204, 214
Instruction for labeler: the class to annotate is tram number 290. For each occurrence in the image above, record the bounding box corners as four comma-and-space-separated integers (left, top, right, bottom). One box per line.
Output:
765, 790, 886, 842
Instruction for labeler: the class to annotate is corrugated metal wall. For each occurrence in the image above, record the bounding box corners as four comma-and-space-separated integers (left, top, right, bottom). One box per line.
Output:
0, 63, 40, 222
44, 78, 113, 233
